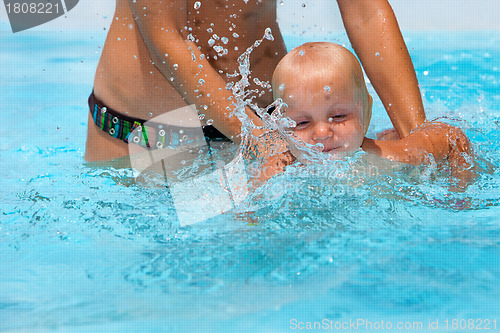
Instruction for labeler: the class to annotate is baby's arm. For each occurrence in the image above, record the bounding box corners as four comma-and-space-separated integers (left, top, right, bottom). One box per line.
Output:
362, 122, 475, 185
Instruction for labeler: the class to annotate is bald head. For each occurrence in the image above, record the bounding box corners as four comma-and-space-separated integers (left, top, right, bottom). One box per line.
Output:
272, 42, 372, 134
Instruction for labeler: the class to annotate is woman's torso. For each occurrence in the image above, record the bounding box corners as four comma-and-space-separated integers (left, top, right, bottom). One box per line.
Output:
93, 0, 287, 120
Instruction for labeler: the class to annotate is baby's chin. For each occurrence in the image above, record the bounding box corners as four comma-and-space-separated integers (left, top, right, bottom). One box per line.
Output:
323, 145, 360, 159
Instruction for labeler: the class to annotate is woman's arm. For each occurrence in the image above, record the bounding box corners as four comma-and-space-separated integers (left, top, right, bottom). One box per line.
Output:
128, 0, 262, 142
337, 0, 426, 138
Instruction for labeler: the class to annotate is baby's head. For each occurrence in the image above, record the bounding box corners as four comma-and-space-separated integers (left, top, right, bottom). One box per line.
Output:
272, 42, 372, 156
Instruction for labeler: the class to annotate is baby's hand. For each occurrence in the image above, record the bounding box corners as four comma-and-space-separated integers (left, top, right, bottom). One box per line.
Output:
253, 150, 296, 187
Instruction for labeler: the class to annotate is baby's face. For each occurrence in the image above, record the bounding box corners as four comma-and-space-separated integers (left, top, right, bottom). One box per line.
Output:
280, 76, 365, 157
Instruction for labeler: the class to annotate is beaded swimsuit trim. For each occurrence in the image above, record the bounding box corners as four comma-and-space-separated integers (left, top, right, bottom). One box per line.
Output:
88, 91, 205, 149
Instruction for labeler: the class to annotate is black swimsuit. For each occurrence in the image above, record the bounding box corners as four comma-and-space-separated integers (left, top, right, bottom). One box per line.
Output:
88, 91, 228, 149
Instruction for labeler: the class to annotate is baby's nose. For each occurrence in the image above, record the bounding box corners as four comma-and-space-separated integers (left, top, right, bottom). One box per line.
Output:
312, 122, 333, 141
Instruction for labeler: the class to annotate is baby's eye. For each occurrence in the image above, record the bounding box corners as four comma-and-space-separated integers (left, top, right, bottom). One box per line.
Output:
329, 115, 346, 122
295, 120, 310, 127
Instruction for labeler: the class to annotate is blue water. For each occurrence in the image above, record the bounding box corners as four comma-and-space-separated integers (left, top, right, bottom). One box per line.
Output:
1, 30, 500, 332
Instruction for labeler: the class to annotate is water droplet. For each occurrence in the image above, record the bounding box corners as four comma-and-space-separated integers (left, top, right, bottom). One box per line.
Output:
173, 64, 178, 70
164, 53, 169, 57
375, 52, 380, 56
208, 38, 215, 46
221, 37, 229, 44
170, 77, 174, 81
298, 50, 305, 56
280, 0, 284, 5
198, 64, 203, 69
279, 83, 285, 91
212, 34, 219, 40
324, 86, 331, 92
198, 79, 205, 85
302, 3, 306, 7
424, 71, 429, 76
194, 1, 201, 9
264, 27, 274, 41
207, 27, 213, 33
206, 119, 214, 125
198, 114, 205, 120
233, 32, 239, 38
187, 33, 195, 42
279, 117, 295, 128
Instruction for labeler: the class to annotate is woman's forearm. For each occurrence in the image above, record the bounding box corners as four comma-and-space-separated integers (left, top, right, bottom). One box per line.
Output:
337, 0, 426, 138
128, 0, 263, 142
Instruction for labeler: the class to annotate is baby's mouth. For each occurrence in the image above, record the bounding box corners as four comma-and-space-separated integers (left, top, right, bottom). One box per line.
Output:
323, 146, 340, 153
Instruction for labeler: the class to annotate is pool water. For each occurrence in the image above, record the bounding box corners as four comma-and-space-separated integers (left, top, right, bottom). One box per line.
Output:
1, 30, 500, 332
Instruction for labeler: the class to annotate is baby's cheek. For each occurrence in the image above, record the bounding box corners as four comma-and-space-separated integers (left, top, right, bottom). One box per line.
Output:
344, 124, 364, 150
351, 131, 365, 149
289, 129, 310, 144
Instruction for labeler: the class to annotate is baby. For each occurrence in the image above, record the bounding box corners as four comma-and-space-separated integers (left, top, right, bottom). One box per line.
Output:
266, 42, 474, 187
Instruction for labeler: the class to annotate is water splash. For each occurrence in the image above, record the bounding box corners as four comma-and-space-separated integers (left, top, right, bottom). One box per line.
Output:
226, 28, 334, 190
